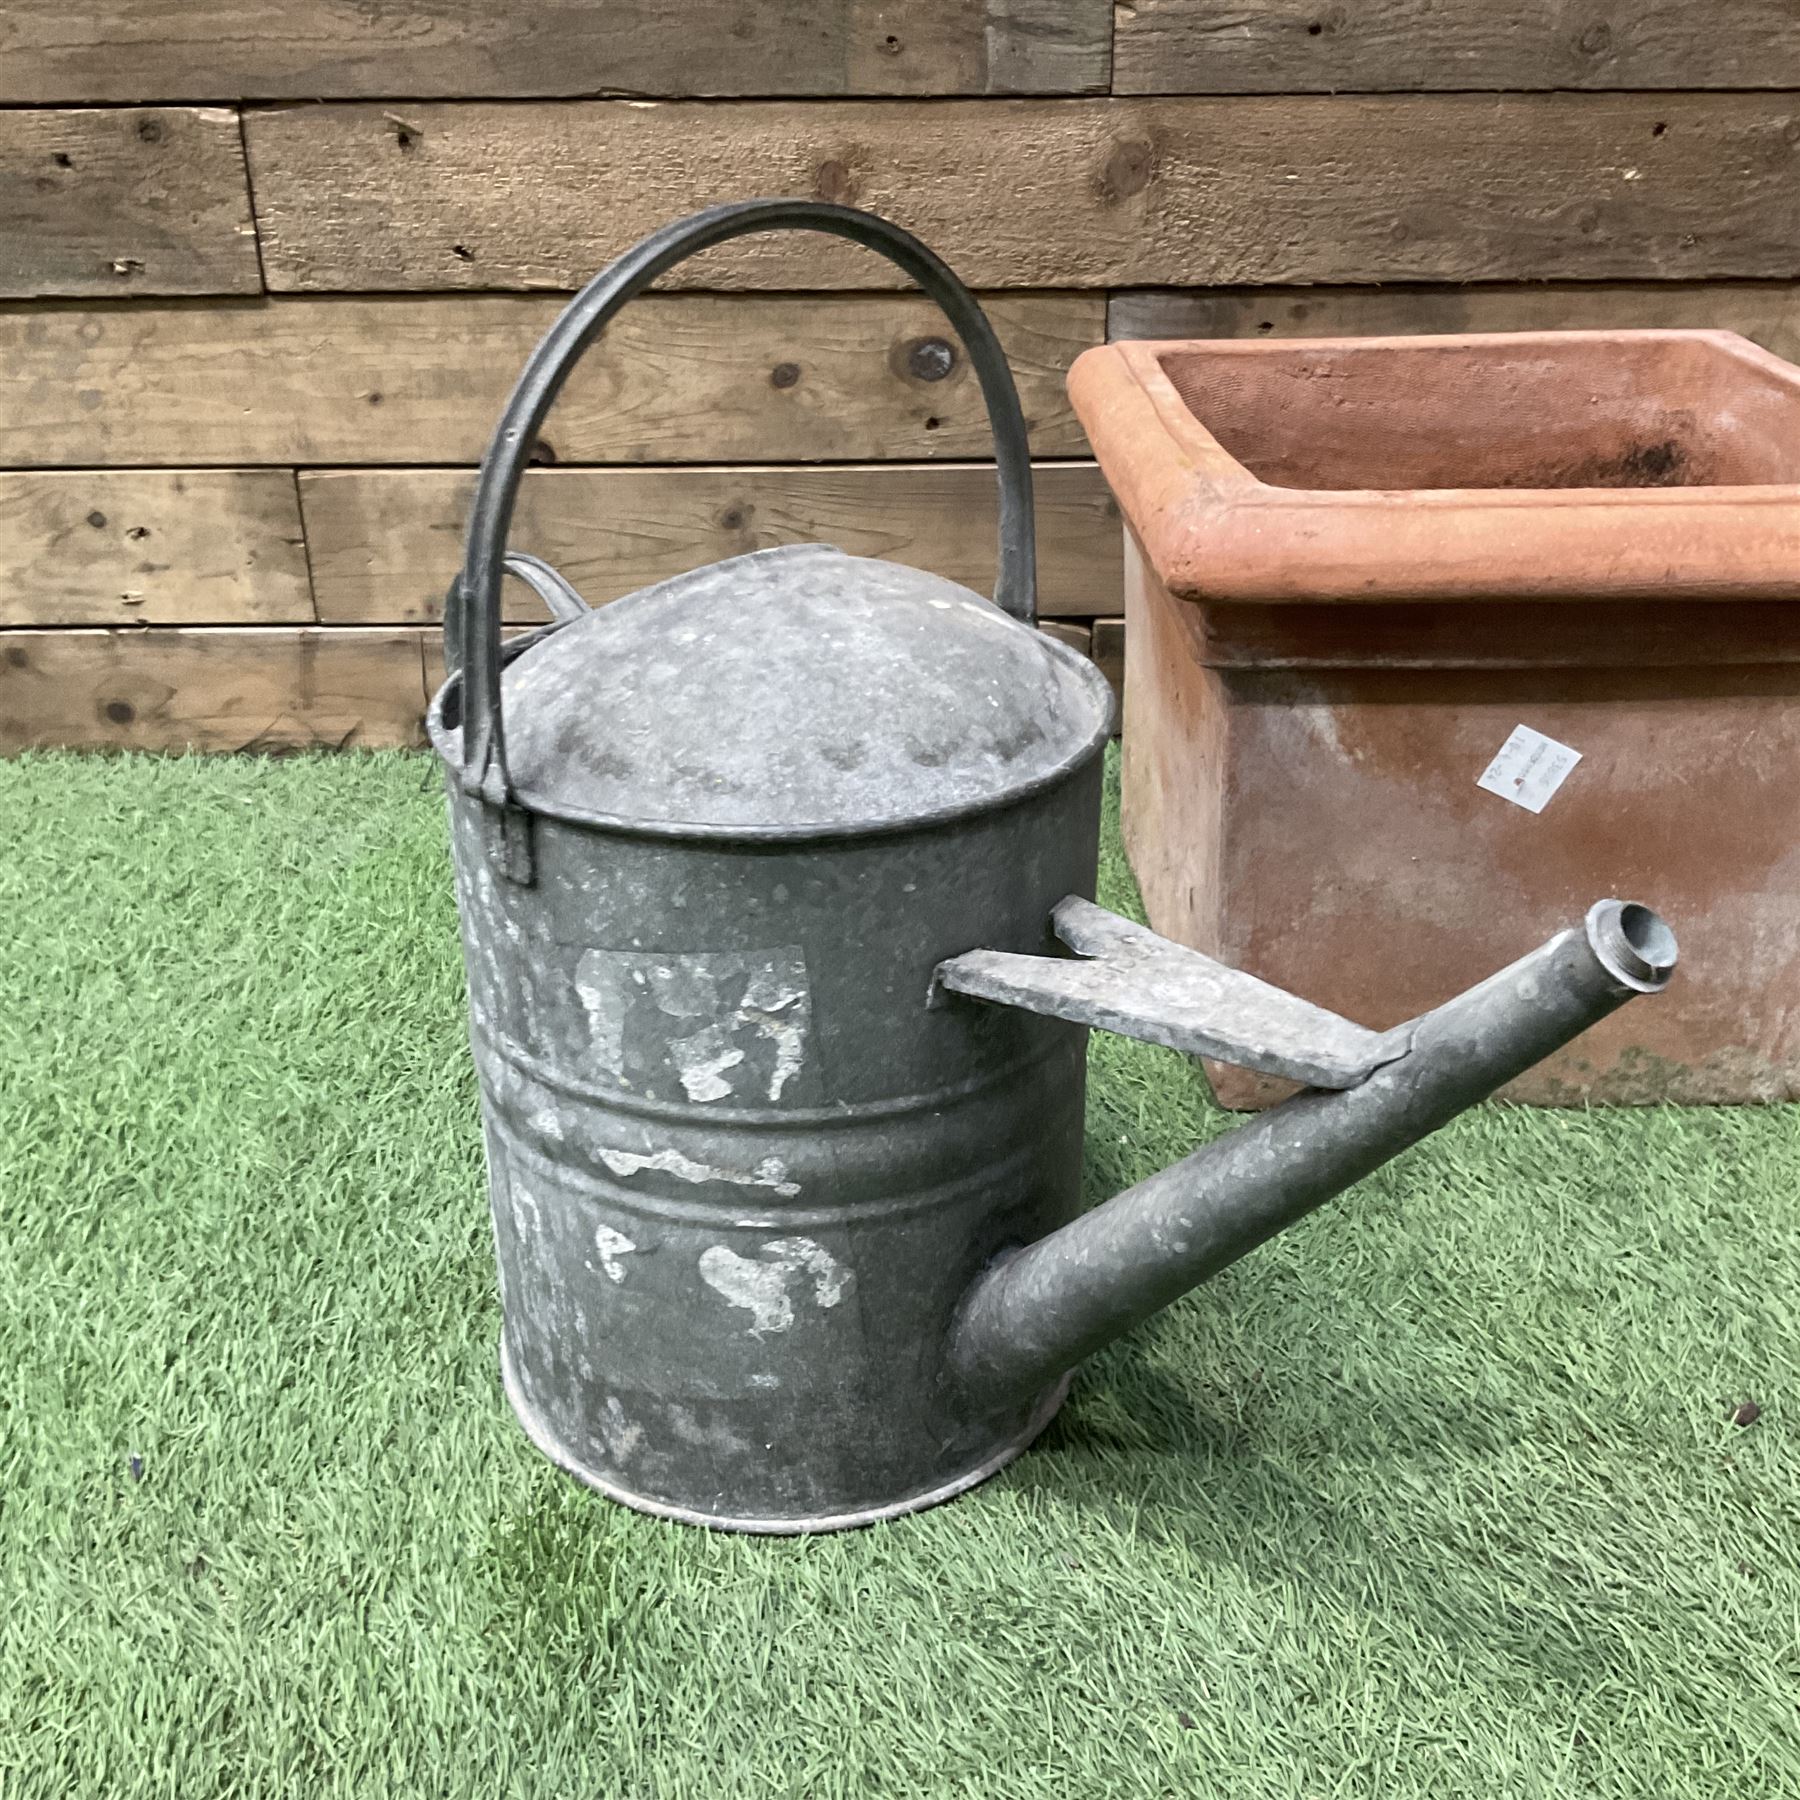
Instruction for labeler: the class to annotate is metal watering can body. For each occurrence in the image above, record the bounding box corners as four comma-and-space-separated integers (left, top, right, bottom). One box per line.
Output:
427, 202, 1677, 1533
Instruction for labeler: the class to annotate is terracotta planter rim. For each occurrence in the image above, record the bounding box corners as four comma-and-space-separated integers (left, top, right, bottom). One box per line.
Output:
1070, 327, 1800, 606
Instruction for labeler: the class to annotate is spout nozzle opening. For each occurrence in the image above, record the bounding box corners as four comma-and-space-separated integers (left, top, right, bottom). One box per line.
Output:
1586, 900, 1678, 992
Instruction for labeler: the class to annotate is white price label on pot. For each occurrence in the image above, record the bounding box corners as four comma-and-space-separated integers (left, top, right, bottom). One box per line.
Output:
1477, 725, 1581, 814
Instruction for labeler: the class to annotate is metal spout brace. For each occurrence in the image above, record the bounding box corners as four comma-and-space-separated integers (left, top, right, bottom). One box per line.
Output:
935, 896, 1411, 1090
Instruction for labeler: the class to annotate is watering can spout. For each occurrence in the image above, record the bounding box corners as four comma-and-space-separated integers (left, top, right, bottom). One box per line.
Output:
939, 899, 1678, 1412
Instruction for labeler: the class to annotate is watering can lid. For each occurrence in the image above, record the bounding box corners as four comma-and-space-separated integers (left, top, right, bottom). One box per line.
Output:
495, 544, 1115, 838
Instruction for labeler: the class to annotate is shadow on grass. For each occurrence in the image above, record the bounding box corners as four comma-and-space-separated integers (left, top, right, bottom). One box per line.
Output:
1006, 1302, 1748, 1726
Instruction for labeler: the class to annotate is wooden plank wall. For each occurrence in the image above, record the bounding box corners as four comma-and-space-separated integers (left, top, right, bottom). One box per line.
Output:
2, 3, 1795, 750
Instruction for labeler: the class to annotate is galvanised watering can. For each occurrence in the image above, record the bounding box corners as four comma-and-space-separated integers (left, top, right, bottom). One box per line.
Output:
428, 201, 1677, 1533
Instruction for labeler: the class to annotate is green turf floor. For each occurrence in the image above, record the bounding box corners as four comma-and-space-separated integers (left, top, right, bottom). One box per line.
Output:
2, 749, 1796, 1798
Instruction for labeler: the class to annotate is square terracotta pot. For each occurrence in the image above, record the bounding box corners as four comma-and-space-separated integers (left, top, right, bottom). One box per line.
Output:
1069, 330, 1800, 1106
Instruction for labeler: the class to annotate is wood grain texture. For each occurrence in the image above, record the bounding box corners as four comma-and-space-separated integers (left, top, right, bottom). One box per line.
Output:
0, 628, 430, 752
0, 109, 258, 298
0, 294, 1098, 468
1092, 617, 1124, 707
0, 471, 312, 627
1109, 282, 1800, 365
299, 463, 1118, 624
1112, 0, 1800, 94
246, 95, 1800, 293
0, 0, 1108, 102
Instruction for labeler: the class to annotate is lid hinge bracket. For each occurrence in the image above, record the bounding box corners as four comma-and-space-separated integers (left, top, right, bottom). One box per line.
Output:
483, 802, 537, 888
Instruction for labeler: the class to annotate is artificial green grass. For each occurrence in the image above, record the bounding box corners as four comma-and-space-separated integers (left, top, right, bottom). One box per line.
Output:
1, 748, 1795, 1799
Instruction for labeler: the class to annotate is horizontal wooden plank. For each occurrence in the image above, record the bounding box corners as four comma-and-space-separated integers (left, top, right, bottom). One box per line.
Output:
1039, 620, 1090, 657
0, 294, 1098, 468
1108, 282, 1800, 366
0, 628, 429, 752
0, 0, 1107, 102
300, 463, 1119, 623
0, 109, 258, 298
1112, 0, 1800, 94
247, 96, 1800, 292
0, 471, 312, 627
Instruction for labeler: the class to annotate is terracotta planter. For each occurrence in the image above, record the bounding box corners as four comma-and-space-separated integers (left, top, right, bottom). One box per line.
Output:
1069, 329, 1800, 1106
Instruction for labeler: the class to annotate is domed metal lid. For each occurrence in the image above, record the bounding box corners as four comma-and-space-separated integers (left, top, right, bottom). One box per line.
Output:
491, 545, 1114, 838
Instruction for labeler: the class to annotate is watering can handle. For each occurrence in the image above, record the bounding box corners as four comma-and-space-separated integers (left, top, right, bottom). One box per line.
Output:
451, 199, 1039, 815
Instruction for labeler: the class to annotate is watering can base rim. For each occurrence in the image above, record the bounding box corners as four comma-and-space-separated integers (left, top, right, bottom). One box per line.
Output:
501, 1342, 1071, 1536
